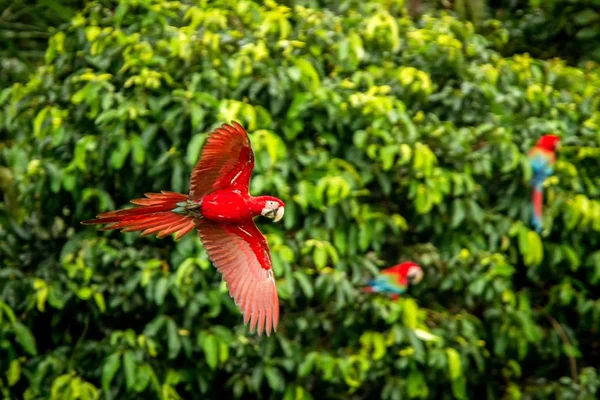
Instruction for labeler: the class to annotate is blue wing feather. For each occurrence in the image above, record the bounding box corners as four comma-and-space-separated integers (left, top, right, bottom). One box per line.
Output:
366, 274, 406, 295
529, 148, 555, 232
529, 150, 554, 185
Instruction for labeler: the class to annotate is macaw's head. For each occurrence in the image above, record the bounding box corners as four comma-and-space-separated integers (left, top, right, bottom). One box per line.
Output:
389, 261, 423, 285
536, 134, 561, 152
253, 196, 285, 222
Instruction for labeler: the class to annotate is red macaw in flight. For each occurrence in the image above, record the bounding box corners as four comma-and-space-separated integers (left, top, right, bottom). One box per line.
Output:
528, 134, 560, 233
82, 122, 285, 336
363, 262, 423, 300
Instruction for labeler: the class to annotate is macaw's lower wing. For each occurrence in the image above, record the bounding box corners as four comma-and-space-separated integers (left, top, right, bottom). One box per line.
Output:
366, 275, 406, 295
377, 274, 407, 294
196, 219, 279, 336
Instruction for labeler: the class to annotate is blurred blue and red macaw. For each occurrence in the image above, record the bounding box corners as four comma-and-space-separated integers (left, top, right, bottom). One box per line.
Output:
363, 262, 423, 300
528, 134, 560, 233
83, 122, 285, 336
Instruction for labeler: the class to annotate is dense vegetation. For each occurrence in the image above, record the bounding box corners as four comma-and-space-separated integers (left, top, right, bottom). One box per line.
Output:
1, 0, 600, 399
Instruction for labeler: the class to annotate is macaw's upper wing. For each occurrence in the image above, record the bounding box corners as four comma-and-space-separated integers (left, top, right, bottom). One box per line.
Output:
196, 219, 279, 336
189, 122, 255, 200
379, 269, 408, 290
529, 147, 555, 178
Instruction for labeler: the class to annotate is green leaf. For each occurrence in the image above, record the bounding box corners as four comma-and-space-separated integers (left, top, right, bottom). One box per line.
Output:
167, 320, 182, 360
561, 245, 581, 271
446, 348, 462, 380
144, 316, 167, 337
190, 103, 206, 130
402, 299, 418, 329
110, 140, 131, 170
134, 364, 153, 393
218, 338, 229, 364
576, 25, 600, 39
123, 351, 137, 390
372, 332, 386, 360
313, 246, 327, 269
94, 292, 106, 313
155, 277, 169, 305
130, 135, 146, 164
380, 145, 397, 171
81, 381, 99, 400
264, 366, 284, 392
573, 9, 599, 25
293, 271, 314, 299
77, 287, 93, 300
298, 352, 316, 377
294, 59, 320, 92
13, 322, 37, 355
51, 374, 73, 400
451, 200, 466, 228
186, 133, 206, 166
202, 334, 219, 370
33, 108, 49, 138
6, 359, 21, 386
102, 353, 121, 393
451, 377, 467, 399
406, 370, 429, 398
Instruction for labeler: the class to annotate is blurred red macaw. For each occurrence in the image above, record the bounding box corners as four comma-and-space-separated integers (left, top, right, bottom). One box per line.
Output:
528, 134, 560, 233
363, 262, 423, 300
82, 122, 285, 336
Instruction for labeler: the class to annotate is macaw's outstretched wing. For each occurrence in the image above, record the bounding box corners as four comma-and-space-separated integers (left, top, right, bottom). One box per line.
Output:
189, 122, 255, 200
196, 219, 279, 336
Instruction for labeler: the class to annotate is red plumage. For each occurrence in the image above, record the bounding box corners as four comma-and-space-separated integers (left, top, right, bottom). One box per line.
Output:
534, 134, 560, 152
532, 186, 543, 221
363, 262, 423, 299
528, 134, 560, 232
82, 122, 285, 336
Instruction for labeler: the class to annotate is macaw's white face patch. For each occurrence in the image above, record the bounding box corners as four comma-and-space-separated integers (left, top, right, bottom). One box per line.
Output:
407, 266, 423, 284
261, 201, 284, 222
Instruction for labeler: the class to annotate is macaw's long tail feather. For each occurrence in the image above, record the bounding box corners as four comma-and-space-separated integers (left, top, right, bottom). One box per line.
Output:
362, 286, 374, 293
81, 191, 196, 240
531, 184, 543, 233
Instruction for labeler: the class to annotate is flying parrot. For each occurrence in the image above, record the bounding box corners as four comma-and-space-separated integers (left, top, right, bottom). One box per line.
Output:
82, 122, 285, 336
528, 134, 560, 233
363, 262, 423, 300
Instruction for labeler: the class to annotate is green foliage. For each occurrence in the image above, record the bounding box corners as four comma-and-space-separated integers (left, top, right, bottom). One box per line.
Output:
489, 0, 600, 63
0, 0, 85, 86
1, 0, 600, 399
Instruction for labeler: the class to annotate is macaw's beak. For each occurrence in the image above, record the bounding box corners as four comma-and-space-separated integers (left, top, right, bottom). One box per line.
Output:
261, 207, 285, 222
273, 207, 284, 222
407, 268, 423, 285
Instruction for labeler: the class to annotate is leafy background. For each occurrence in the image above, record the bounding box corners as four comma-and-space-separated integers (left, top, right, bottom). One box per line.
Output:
1, 0, 600, 399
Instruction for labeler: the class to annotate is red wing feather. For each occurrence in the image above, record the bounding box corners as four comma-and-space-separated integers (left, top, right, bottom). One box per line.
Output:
189, 122, 255, 200
196, 219, 279, 336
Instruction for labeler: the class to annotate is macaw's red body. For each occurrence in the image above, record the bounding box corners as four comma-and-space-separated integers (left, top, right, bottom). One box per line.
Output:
363, 262, 423, 300
82, 122, 285, 336
528, 134, 560, 233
